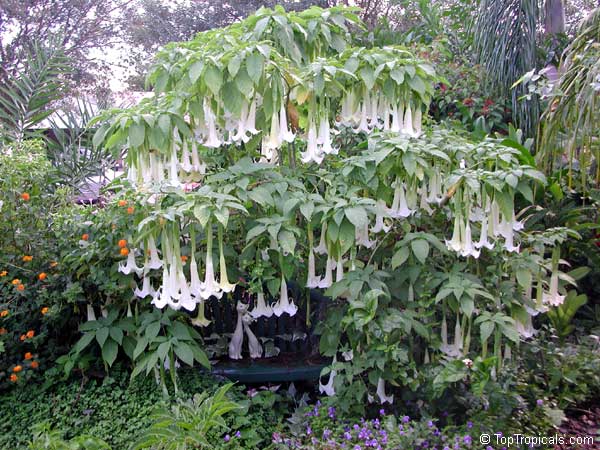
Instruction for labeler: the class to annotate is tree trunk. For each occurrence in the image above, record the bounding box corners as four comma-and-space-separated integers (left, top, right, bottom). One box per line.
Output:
544, 0, 565, 35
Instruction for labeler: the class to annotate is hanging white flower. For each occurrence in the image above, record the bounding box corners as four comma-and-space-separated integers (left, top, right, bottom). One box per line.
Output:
355, 221, 376, 248
272, 276, 298, 317
318, 254, 335, 289
446, 213, 464, 253
390, 103, 402, 133
376, 377, 394, 404
371, 199, 392, 233
143, 236, 162, 270
191, 300, 211, 327
460, 221, 480, 259
200, 227, 223, 300
314, 222, 328, 254
319, 358, 337, 397
542, 273, 565, 307
474, 214, 494, 250
203, 101, 222, 148
249, 291, 274, 319
300, 119, 324, 164
118, 250, 144, 276
402, 105, 415, 136
180, 140, 193, 172
279, 104, 295, 143
134, 275, 155, 299
190, 141, 207, 174
387, 182, 413, 218
306, 247, 321, 288
412, 105, 423, 137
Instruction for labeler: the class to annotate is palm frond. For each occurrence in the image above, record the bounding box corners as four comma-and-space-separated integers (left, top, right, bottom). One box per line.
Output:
0, 38, 70, 143
474, 0, 541, 137
538, 7, 600, 191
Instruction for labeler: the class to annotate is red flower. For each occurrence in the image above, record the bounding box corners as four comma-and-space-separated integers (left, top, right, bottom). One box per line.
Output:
484, 98, 494, 107
463, 98, 474, 107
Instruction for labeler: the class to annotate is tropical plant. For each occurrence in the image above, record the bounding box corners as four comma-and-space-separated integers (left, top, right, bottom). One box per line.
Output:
0, 39, 70, 143
130, 383, 242, 450
538, 7, 600, 193
473, 0, 541, 137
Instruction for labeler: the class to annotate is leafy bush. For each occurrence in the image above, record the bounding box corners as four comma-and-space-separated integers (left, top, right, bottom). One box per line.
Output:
0, 366, 288, 449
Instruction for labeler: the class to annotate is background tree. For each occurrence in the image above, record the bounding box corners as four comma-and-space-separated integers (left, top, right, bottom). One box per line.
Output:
0, 0, 133, 88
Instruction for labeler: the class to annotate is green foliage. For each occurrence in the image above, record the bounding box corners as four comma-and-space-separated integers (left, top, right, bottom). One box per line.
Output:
28, 422, 110, 450
131, 383, 241, 450
0, 39, 70, 143
538, 7, 600, 193
473, 0, 540, 136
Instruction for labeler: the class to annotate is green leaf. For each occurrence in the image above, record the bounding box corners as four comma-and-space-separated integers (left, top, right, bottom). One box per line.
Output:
480, 321, 495, 343
145, 321, 161, 341
246, 53, 264, 83
128, 123, 145, 148
248, 186, 273, 206
191, 346, 211, 368
411, 239, 430, 264
228, 55, 242, 77
300, 202, 314, 220
133, 336, 149, 360
391, 246, 410, 269
96, 327, 109, 348
408, 76, 426, 94
359, 66, 376, 90
345, 206, 368, 228
174, 342, 195, 366
204, 65, 223, 96
189, 60, 204, 83
109, 327, 124, 345
102, 338, 119, 367
73, 332, 95, 354
171, 321, 192, 340
157, 341, 170, 361
278, 230, 296, 255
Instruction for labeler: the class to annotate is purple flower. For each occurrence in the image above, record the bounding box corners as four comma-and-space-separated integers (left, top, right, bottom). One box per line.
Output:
306, 425, 312, 435
234, 431, 241, 438
402, 415, 410, 423
443, 447, 451, 450
467, 421, 473, 429
536, 399, 544, 406
354, 446, 362, 450
323, 429, 332, 439
224, 435, 231, 442
379, 408, 385, 416
272, 432, 282, 443
344, 432, 352, 440
372, 418, 380, 428
329, 406, 337, 419
464, 434, 472, 445
428, 420, 434, 428
486, 447, 493, 450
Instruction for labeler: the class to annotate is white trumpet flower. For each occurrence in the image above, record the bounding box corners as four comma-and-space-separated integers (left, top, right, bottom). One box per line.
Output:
446, 213, 464, 253
427, 174, 443, 204
412, 106, 423, 137
314, 223, 328, 254
134, 275, 155, 299
388, 182, 413, 218
200, 227, 223, 300
402, 105, 415, 136
272, 276, 298, 317
189, 253, 204, 298
86, 304, 97, 322
371, 200, 392, 233
191, 300, 211, 327
376, 378, 394, 404
279, 104, 295, 143
180, 141, 193, 172
145, 235, 163, 270
335, 254, 344, 282
319, 359, 336, 396
190, 141, 206, 174
355, 221, 376, 248
368, 94, 380, 128
174, 270, 196, 311
306, 248, 321, 288
460, 221, 480, 258
390, 104, 402, 133
354, 98, 371, 133
318, 116, 337, 155
542, 273, 565, 307
119, 251, 144, 276
245, 98, 259, 135
249, 291, 274, 318
264, 110, 282, 151
474, 215, 494, 250
204, 102, 222, 148
318, 255, 334, 289
300, 119, 324, 164
515, 313, 536, 338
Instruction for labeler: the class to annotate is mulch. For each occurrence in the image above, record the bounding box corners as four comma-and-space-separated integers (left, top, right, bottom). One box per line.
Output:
555, 404, 600, 449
